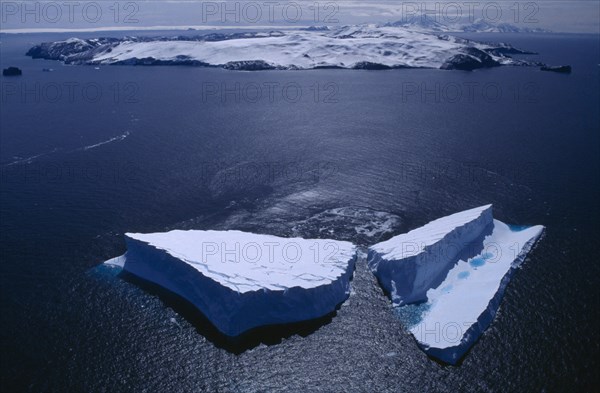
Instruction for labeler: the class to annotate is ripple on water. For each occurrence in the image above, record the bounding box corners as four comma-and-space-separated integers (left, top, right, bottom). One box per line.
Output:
289, 206, 403, 245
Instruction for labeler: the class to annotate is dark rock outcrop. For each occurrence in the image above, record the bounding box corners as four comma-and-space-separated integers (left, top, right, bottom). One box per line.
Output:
541, 65, 572, 73
223, 60, 279, 71
352, 61, 392, 70
441, 47, 500, 71
108, 57, 211, 67
2, 67, 22, 76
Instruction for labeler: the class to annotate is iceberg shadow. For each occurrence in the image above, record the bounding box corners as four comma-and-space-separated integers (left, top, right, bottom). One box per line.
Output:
119, 270, 338, 354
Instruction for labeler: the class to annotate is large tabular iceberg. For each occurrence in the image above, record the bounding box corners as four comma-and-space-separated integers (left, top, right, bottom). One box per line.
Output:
368, 205, 544, 364
112, 230, 356, 336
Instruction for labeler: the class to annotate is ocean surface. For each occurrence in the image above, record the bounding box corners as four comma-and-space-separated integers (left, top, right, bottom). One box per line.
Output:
1, 31, 599, 392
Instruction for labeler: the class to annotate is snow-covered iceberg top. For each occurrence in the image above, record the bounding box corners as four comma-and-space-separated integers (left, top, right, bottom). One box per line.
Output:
27, 25, 539, 70
126, 230, 356, 293
368, 205, 544, 364
111, 230, 357, 336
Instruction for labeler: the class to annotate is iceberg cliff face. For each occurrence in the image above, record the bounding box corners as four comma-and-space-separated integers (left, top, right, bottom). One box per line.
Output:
118, 230, 357, 336
368, 205, 544, 364
368, 205, 493, 305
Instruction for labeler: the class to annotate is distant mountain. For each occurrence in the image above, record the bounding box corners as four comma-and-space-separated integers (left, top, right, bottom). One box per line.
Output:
300, 26, 330, 31
386, 17, 551, 33
384, 17, 451, 32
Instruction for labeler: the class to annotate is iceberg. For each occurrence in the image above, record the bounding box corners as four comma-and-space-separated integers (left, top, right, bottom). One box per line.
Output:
368, 205, 544, 364
111, 230, 357, 336
368, 205, 494, 305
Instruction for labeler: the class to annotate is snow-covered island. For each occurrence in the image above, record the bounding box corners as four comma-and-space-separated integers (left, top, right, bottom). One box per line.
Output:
368, 205, 544, 364
106, 230, 357, 336
26, 25, 543, 71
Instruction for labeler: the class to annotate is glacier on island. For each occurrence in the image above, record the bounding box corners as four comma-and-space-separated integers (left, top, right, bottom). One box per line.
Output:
108, 230, 357, 336
368, 205, 544, 364
26, 25, 542, 71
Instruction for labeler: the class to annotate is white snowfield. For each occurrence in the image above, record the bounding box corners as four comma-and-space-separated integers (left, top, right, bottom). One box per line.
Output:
87, 25, 517, 69
368, 205, 544, 364
115, 230, 356, 336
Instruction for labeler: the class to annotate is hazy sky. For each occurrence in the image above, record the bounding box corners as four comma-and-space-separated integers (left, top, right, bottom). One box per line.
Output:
1, 1, 599, 33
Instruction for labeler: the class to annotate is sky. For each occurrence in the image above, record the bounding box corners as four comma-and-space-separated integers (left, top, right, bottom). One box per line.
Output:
0, 0, 599, 33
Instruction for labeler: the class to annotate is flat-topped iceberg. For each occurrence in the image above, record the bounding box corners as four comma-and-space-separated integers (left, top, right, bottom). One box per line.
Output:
26, 25, 539, 71
113, 230, 356, 336
368, 205, 543, 364
369, 205, 493, 305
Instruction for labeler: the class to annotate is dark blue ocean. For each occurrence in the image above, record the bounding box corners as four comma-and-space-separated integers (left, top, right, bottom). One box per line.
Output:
1, 31, 599, 392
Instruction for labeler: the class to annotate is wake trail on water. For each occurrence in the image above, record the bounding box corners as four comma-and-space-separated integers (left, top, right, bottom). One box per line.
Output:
3, 148, 62, 167
80, 131, 130, 151
2, 131, 131, 167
